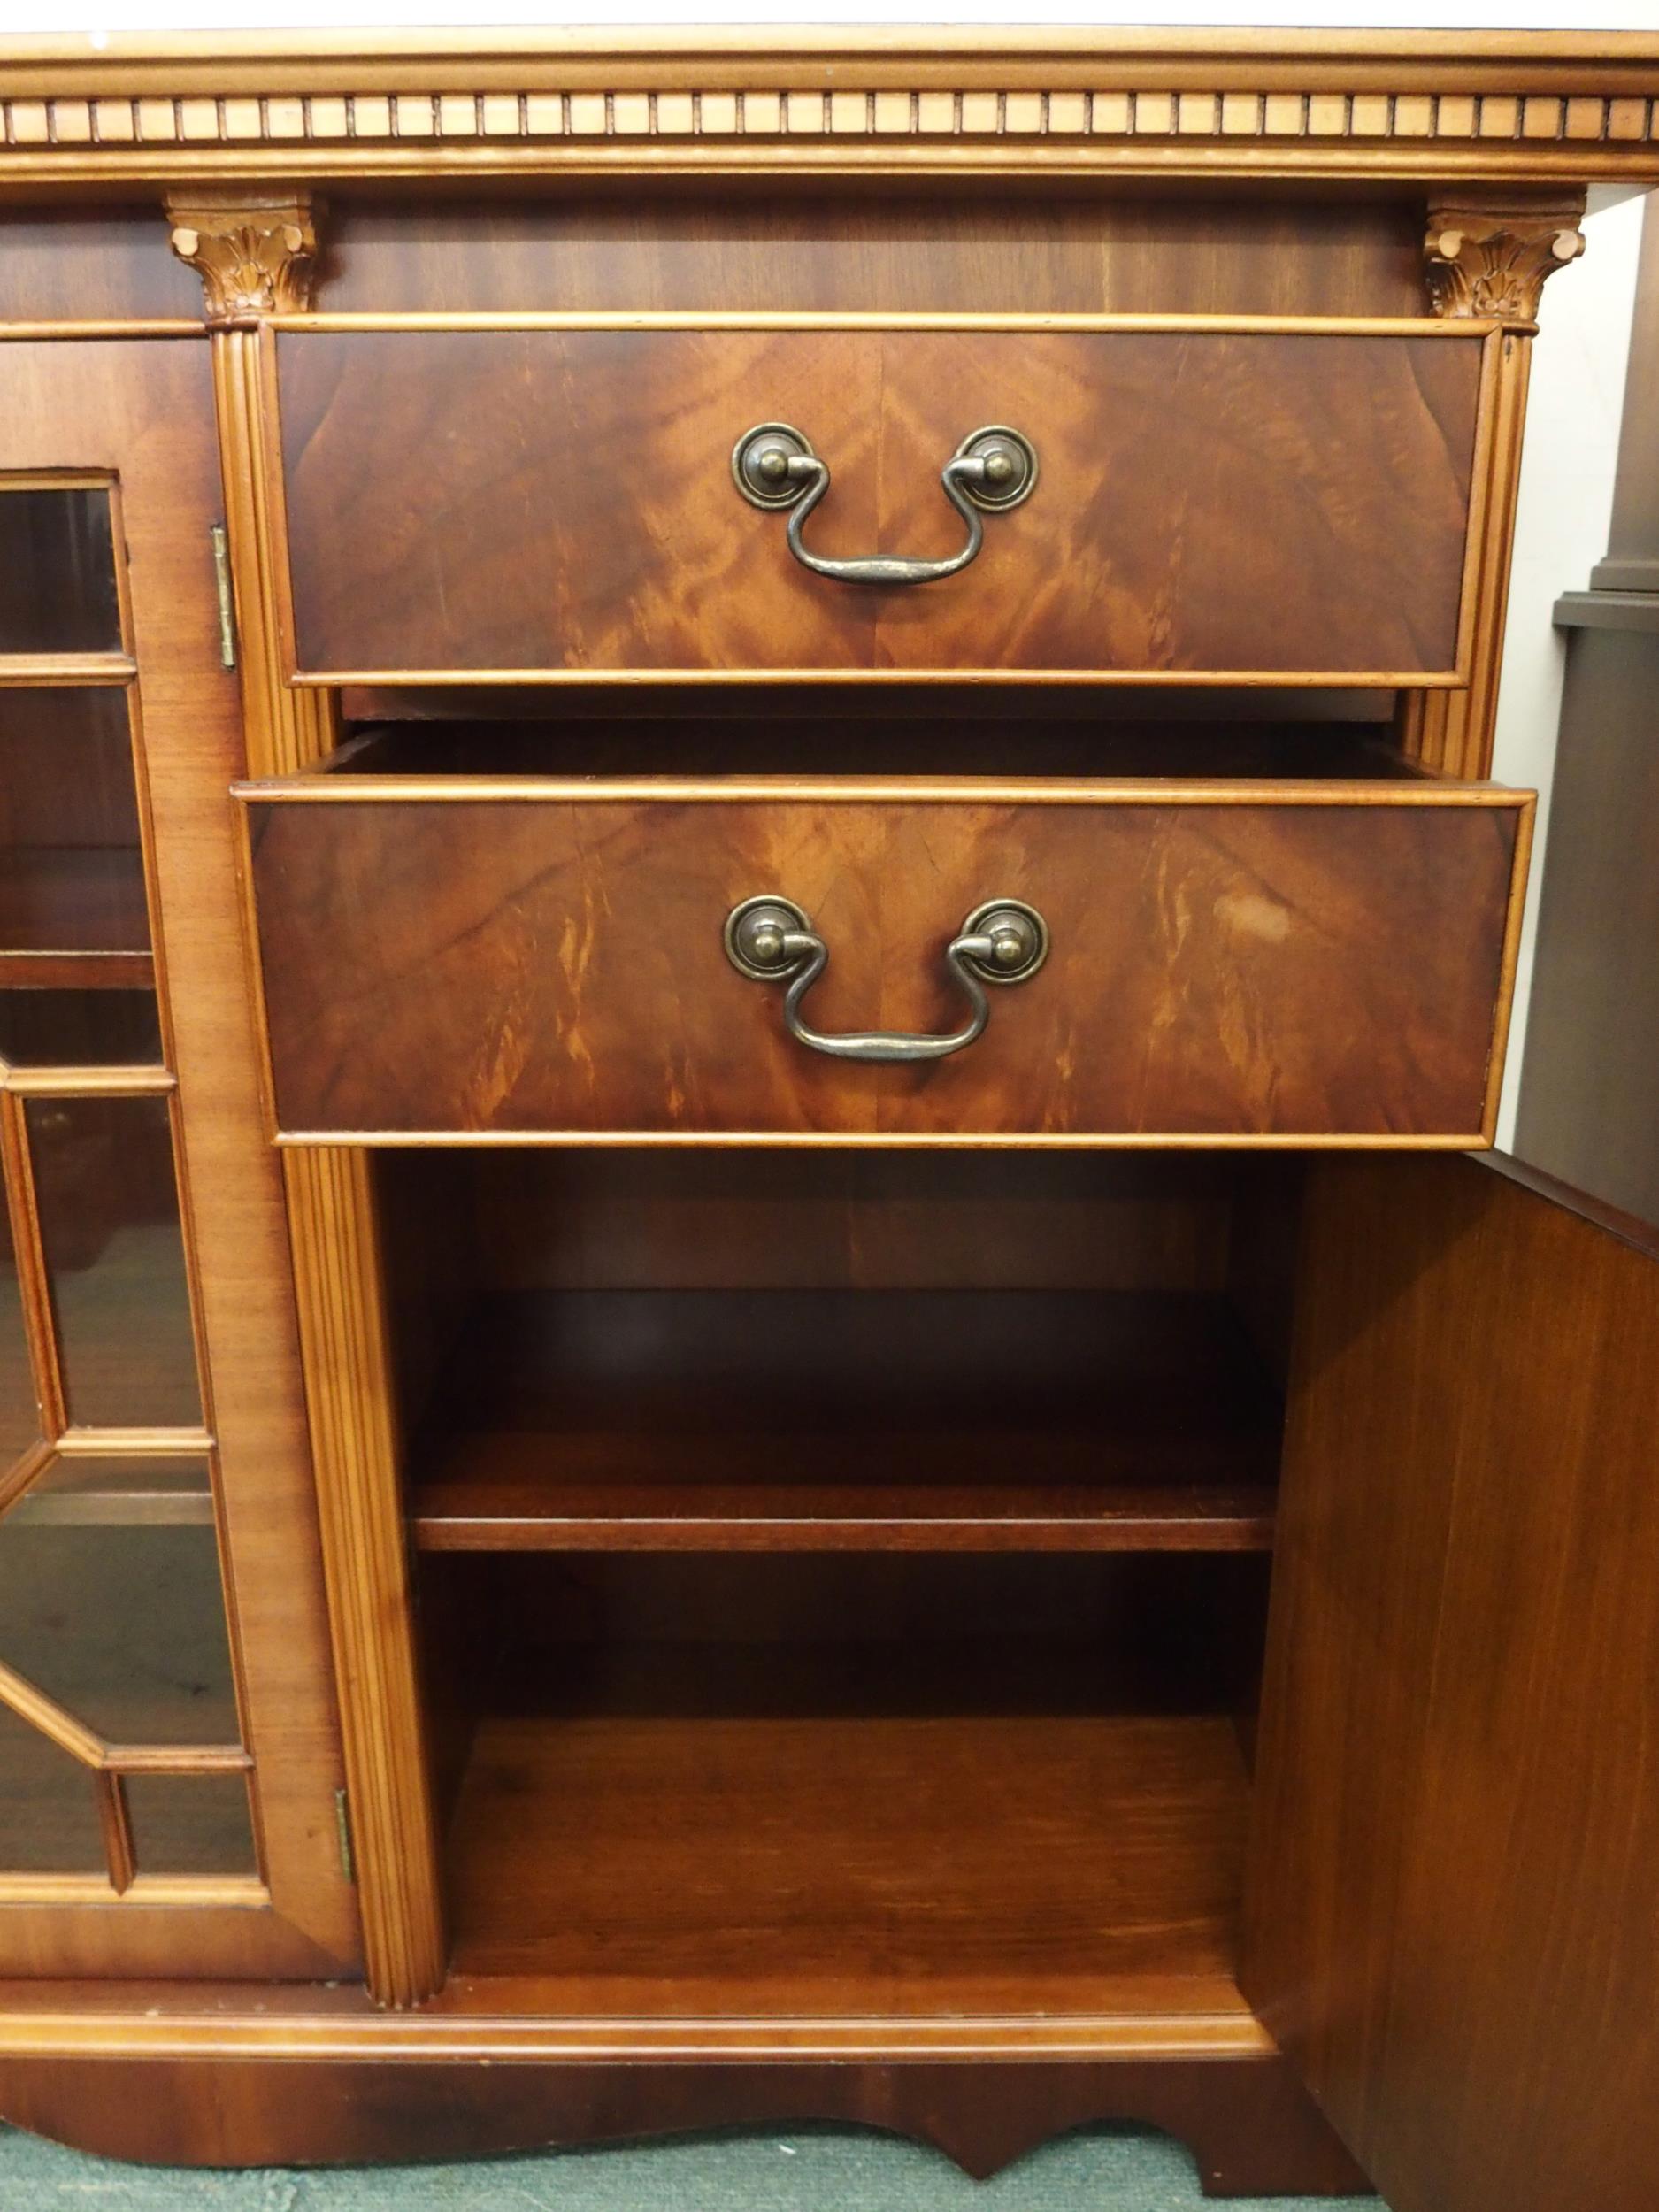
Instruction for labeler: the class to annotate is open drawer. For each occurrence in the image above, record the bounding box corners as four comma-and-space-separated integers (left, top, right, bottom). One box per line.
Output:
273, 318, 1498, 685
235, 723, 1531, 1145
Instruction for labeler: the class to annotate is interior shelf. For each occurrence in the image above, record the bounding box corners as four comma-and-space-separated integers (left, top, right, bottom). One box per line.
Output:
443, 1638, 1253, 2017
410, 1289, 1281, 1555
0, 948, 153, 991
4, 1455, 214, 1528
0, 847, 152, 987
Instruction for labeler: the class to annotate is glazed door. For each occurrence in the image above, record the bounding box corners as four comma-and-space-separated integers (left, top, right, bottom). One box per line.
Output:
1243, 1151, 1659, 2212
0, 339, 357, 1976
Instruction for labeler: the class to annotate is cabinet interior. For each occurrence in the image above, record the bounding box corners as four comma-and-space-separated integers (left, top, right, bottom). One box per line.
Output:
375, 1140, 1302, 2016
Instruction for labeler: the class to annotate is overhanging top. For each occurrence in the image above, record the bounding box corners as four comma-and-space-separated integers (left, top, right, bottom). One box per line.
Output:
0, 28, 1656, 188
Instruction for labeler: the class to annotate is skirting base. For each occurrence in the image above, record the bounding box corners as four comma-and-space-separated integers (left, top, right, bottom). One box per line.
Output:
0, 2047, 1370, 2195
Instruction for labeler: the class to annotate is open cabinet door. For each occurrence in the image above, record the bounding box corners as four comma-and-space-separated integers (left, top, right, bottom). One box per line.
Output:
1243, 1152, 1659, 2212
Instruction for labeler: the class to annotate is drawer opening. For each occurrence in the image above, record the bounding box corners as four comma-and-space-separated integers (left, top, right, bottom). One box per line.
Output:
319, 704, 1429, 787
384, 1148, 1292, 2016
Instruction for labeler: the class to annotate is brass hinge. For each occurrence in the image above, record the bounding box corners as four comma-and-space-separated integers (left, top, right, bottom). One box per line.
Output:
210, 522, 236, 670
334, 1786, 356, 1885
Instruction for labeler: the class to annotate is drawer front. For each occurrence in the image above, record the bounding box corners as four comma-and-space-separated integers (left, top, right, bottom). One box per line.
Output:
277, 324, 1489, 682
242, 789, 1526, 1143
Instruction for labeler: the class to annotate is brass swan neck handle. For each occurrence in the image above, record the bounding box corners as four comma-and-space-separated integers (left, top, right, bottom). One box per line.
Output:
724, 896, 1049, 1064
731, 423, 1038, 588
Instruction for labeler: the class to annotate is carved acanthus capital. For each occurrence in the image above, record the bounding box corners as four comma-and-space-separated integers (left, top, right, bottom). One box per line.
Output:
165, 191, 319, 325
1424, 194, 1586, 325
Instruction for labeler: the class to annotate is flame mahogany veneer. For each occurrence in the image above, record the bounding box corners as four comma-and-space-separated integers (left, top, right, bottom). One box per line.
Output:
277, 326, 1486, 682
242, 781, 1525, 1143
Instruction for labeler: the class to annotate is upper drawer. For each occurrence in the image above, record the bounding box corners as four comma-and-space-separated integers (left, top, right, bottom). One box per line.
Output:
273, 319, 1495, 685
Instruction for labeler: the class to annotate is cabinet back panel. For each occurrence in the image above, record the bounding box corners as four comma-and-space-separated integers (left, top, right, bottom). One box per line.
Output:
449, 1151, 1237, 1292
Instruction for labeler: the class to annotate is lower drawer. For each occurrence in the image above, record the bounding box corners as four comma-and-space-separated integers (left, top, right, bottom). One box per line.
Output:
237, 780, 1529, 1144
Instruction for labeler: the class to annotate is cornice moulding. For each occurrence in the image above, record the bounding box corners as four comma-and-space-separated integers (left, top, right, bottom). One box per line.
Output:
0, 31, 1655, 187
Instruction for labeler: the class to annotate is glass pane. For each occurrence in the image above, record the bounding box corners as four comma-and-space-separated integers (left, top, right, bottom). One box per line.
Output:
0, 488, 121, 654
126, 1771, 257, 1878
0, 1192, 42, 1471
0, 1703, 104, 1875
0, 1521, 239, 1746
0, 687, 148, 964
13, 1450, 212, 1526
27, 1094, 200, 1429
0, 988, 162, 1068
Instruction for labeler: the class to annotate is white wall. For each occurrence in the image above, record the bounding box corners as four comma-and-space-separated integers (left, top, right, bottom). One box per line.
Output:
1492, 196, 1645, 1146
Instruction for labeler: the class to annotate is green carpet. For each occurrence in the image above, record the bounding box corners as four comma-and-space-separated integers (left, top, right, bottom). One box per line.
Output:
0, 2122, 1385, 2209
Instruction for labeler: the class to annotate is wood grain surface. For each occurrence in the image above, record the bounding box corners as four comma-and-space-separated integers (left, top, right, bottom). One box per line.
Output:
451, 1707, 1238, 2001
0, 212, 201, 324
1243, 1152, 1659, 2212
243, 786, 1524, 1141
281, 1147, 445, 2008
323, 186, 1428, 319
277, 326, 1486, 679
0, 2042, 1370, 2192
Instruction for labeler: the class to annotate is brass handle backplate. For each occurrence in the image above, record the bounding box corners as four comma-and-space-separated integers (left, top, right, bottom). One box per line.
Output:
731, 423, 1038, 587
724, 895, 1049, 1064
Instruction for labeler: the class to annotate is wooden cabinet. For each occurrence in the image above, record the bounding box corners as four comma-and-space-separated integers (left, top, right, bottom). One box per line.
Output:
1, 30, 1657, 2212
